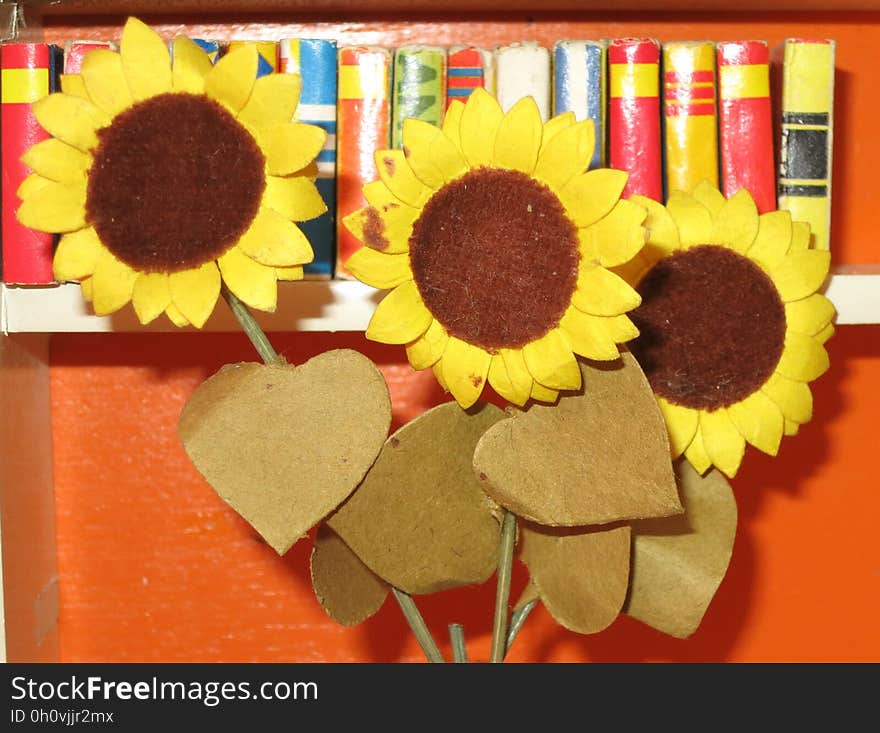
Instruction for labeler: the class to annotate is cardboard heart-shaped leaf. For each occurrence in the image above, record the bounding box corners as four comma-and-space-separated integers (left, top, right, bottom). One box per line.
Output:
327, 401, 504, 595
178, 349, 391, 555
474, 353, 682, 526
624, 460, 738, 638
310, 524, 388, 627
521, 523, 631, 635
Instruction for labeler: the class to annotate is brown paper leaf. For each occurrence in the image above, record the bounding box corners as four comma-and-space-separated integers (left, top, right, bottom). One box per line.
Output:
473, 353, 682, 526
624, 460, 738, 639
178, 349, 391, 555
521, 523, 631, 635
327, 401, 504, 595
310, 525, 388, 627
514, 579, 541, 612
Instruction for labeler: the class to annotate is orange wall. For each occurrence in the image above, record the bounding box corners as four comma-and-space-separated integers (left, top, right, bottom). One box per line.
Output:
44, 11, 880, 662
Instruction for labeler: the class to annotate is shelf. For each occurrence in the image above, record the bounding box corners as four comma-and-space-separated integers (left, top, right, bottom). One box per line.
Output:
2, 266, 878, 333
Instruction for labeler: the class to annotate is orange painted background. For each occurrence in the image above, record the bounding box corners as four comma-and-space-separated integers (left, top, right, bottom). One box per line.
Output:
44, 10, 880, 662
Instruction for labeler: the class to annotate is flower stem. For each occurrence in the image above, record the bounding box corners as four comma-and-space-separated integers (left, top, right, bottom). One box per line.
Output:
392, 588, 445, 663
222, 288, 445, 663
489, 511, 517, 663
221, 286, 281, 365
449, 624, 468, 663
506, 599, 537, 654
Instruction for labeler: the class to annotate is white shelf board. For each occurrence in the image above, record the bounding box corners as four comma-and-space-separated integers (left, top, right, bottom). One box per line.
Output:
2, 266, 879, 333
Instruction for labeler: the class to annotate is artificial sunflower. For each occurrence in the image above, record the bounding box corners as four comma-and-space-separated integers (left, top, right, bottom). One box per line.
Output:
17, 17, 327, 327
623, 181, 834, 478
344, 87, 647, 408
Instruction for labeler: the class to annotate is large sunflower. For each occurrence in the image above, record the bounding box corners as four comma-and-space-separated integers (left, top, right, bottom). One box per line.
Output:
344, 87, 647, 408
623, 182, 833, 478
17, 18, 327, 327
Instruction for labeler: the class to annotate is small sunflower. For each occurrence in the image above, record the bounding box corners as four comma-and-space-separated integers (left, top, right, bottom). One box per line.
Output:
624, 181, 834, 478
344, 87, 647, 408
17, 18, 327, 327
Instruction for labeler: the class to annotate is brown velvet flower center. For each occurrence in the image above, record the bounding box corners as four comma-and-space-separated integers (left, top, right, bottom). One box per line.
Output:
409, 168, 580, 350
629, 245, 786, 410
86, 93, 265, 273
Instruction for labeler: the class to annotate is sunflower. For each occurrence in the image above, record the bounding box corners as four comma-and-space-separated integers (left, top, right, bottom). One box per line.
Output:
16, 17, 327, 327
343, 87, 647, 408
623, 181, 834, 478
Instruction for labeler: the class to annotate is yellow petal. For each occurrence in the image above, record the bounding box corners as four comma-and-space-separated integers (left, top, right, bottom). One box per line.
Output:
667, 191, 713, 247
53, 227, 102, 280
533, 118, 594, 191
236, 207, 314, 267
578, 198, 647, 267
493, 95, 543, 173
501, 348, 535, 404
433, 361, 448, 391
345, 247, 412, 289
16, 173, 52, 199
600, 313, 640, 343
441, 338, 491, 408
169, 262, 221, 328
775, 333, 830, 382
402, 118, 467, 189
572, 263, 641, 316
442, 99, 464, 152
171, 36, 214, 94
458, 86, 504, 169
375, 149, 433, 208
690, 180, 726, 218
785, 293, 836, 336
32, 93, 109, 152
366, 280, 432, 344
769, 250, 831, 302
257, 122, 326, 176
657, 397, 698, 459
204, 43, 258, 114
761, 372, 813, 424
784, 418, 800, 436
630, 194, 680, 261
815, 323, 835, 345
711, 188, 759, 254
487, 354, 530, 406
747, 210, 793, 271
16, 179, 87, 233
726, 391, 784, 456
131, 272, 171, 325
522, 328, 582, 391
91, 249, 137, 316
683, 426, 712, 474
239, 73, 302, 126
21, 138, 90, 186
275, 265, 303, 281
60, 73, 88, 99
81, 48, 133, 117
405, 319, 449, 370
790, 221, 811, 251
217, 246, 278, 312
165, 303, 191, 327
342, 200, 415, 255
80, 277, 94, 302
530, 381, 559, 404
120, 17, 172, 101
559, 306, 620, 361
699, 410, 746, 478
610, 252, 651, 288
263, 175, 328, 222
538, 110, 576, 156
559, 168, 628, 228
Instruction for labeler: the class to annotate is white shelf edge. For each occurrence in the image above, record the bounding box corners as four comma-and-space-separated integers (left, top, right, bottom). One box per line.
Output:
2, 266, 879, 334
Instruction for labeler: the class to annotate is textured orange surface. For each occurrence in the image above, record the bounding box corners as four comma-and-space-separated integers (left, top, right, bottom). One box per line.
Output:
43, 11, 880, 662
